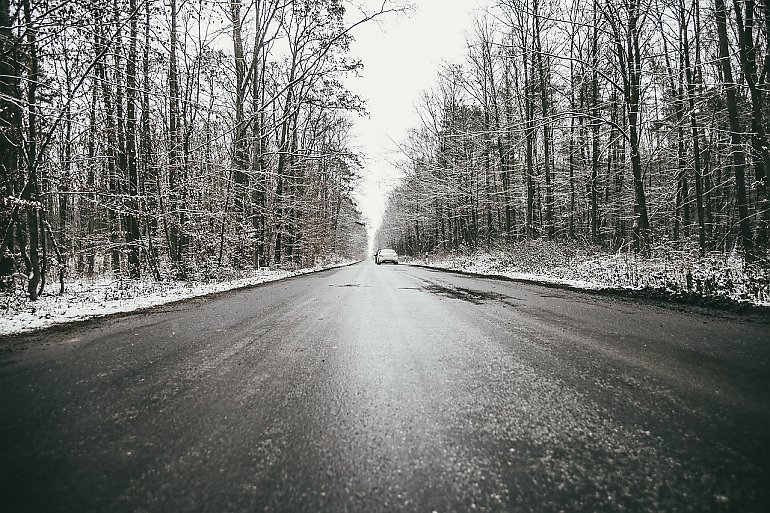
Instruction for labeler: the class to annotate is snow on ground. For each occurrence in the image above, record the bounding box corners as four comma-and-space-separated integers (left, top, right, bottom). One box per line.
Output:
3, 241, 767, 338
1, 260, 356, 337
406, 240, 770, 308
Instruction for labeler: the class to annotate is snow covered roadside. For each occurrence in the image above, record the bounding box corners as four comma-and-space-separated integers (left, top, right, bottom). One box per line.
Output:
1, 260, 357, 337
405, 241, 770, 309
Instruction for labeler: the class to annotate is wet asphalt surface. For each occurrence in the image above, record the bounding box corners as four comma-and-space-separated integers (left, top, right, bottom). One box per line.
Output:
1, 262, 769, 513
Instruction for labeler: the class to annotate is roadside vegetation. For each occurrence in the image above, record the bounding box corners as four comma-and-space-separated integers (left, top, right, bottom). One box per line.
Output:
1, 0, 398, 304
1, 257, 355, 336
409, 239, 770, 307
375, 0, 770, 306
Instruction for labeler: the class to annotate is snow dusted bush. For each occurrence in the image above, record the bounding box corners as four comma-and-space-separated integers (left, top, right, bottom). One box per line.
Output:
420, 239, 770, 307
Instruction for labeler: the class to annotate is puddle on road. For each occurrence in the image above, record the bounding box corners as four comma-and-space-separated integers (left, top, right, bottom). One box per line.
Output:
423, 284, 515, 305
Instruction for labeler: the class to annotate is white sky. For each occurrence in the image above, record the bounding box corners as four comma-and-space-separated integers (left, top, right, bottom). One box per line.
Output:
344, 0, 490, 237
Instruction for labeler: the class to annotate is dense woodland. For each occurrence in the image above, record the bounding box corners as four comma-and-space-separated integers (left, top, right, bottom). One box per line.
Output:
0, 0, 389, 300
376, 0, 770, 267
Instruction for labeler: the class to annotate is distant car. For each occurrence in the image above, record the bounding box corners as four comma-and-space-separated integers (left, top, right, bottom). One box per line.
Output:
376, 248, 398, 265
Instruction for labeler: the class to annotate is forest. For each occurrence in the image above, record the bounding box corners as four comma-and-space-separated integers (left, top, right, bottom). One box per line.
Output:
375, 0, 770, 275
0, 0, 389, 301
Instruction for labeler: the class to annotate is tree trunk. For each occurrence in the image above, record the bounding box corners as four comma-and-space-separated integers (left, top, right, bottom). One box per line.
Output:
590, 3, 601, 243
715, 0, 753, 257
22, 0, 41, 300
733, 0, 770, 252
168, 0, 183, 271
679, 1, 706, 252
533, 0, 553, 238
0, 0, 22, 264
625, 0, 650, 251
141, 0, 160, 280
230, 0, 249, 261
93, 13, 121, 273
125, 0, 141, 278
523, 50, 536, 238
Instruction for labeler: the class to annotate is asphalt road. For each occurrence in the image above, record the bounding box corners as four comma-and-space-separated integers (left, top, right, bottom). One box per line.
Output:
1, 262, 769, 512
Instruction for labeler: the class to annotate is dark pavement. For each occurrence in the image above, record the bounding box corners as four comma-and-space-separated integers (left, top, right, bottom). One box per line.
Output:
1, 262, 769, 512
